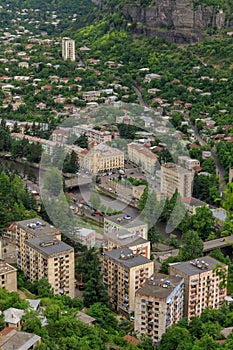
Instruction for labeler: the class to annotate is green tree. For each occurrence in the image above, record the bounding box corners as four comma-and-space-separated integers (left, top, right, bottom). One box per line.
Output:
222, 182, 233, 211
186, 206, 216, 240
179, 230, 203, 261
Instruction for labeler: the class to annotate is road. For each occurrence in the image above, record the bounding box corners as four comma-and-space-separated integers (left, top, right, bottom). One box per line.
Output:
132, 80, 226, 192
132, 81, 149, 108
190, 122, 226, 192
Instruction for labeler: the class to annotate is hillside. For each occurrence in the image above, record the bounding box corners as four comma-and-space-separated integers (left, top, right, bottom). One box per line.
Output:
94, 0, 233, 43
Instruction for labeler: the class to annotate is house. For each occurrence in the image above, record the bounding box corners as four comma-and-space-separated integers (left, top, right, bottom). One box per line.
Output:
76, 311, 96, 326
0, 328, 41, 350
3, 308, 25, 329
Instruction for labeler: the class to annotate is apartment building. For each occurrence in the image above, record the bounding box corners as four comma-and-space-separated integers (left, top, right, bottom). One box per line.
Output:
161, 162, 194, 199
102, 248, 154, 314
103, 228, 150, 259
25, 235, 74, 298
128, 143, 158, 174
0, 262, 17, 292
73, 125, 112, 144
135, 273, 184, 342
62, 38, 75, 61
82, 143, 124, 174
178, 156, 200, 171
169, 256, 228, 321
52, 128, 70, 144
15, 218, 61, 270
104, 214, 148, 240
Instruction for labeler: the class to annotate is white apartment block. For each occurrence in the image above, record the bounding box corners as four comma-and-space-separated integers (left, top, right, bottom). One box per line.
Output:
161, 162, 194, 199
169, 256, 228, 321
62, 38, 75, 61
135, 273, 184, 342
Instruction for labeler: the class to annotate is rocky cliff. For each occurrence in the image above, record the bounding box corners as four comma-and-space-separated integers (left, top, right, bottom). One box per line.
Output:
94, 0, 231, 43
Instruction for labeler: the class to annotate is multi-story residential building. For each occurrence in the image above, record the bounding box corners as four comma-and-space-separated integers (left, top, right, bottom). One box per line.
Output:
52, 128, 70, 144
25, 235, 74, 298
178, 156, 200, 171
102, 248, 154, 314
62, 38, 75, 61
103, 228, 150, 259
15, 218, 61, 270
135, 273, 184, 342
160, 162, 194, 199
15, 218, 75, 298
128, 143, 158, 174
0, 262, 17, 292
82, 143, 124, 174
73, 124, 112, 144
104, 214, 148, 240
169, 256, 228, 321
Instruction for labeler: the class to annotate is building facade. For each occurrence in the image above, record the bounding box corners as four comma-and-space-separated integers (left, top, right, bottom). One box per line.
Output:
135, 273, 184, 342
62, 38, 75, 61
82, 143, 124, 174
102, 248, 154, 314
178, 156, 200, 171
169, 256, 228, 321
128, 143, 158, 174
104, 214, 148, 240
0, 262, 17, 292
25, 236, 75, 298
161, 162, 194, 199
103, 229, 150, 259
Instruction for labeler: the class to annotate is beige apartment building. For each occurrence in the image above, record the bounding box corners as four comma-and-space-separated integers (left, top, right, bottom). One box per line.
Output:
169, 256, 228, 321
62, 38, 75, 61
102, 248, 154, 314
73, 125, 112, 144
135, 273, 184, 342
25, 236, 75, 298
103, 228, 150, 259
104, 214, 148, 240
15, 218, 61, 270
161, 162, 194, 199
82, 143, 124, 174
0, 262, 17, 292
178, 156, 200, 171
128, 143, 158, 174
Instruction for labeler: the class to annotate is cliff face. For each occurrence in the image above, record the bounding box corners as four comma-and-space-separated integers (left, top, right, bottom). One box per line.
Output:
96, 0, 228, 43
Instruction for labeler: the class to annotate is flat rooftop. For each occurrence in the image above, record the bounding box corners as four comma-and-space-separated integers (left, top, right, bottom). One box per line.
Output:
0, 262, 16, 275
104, 229, 148, 247
103, 248, 152, 269
162, 162, 193, 174
16, 218, 61, 237
105, 214, 147, 229
169, 256, 225, 276
26, 235, 73, 257
136, 273, 183, 299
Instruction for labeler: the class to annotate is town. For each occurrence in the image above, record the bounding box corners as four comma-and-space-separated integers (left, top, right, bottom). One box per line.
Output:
0, 1, 232, 349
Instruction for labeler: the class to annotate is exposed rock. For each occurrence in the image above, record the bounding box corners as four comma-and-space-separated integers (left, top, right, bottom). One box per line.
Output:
95, 0, 230, 43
